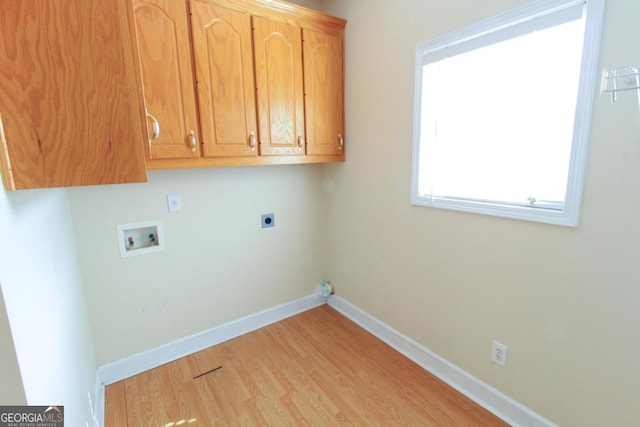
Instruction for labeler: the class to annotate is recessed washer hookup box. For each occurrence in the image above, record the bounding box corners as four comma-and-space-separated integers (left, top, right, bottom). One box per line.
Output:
117, 220, 165, 257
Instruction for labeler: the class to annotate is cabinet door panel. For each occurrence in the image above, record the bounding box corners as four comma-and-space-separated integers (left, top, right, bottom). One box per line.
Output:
0, 0, 147, 189
132, 0, 199, 159
253, 17, 305, 156
303, 29, 344, 156
190, 1, 258, 158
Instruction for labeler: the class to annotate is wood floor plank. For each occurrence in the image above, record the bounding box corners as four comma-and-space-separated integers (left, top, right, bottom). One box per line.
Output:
105, 305, 509, 426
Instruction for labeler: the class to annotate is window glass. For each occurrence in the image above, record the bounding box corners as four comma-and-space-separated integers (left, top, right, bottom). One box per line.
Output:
411, 0, 605, 226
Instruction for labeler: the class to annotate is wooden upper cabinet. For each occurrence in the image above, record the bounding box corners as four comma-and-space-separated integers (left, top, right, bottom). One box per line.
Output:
131, 0, 200, 160
132, 0, 346, 169
0, 0, 147, 190
253, 17, 305, 156
303, 29, 345, 157
190, 0, 258, 158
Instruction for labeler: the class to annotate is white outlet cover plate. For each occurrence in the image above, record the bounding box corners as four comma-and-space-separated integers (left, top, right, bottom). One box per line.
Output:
491, 340, 508, 367
167, 194, 182, 212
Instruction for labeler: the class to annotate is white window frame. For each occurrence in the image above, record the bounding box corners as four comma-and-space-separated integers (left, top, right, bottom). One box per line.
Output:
410, 0, 606, 227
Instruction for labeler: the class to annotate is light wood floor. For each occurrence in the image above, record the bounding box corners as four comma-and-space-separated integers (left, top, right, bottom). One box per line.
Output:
105, 305, 509, 426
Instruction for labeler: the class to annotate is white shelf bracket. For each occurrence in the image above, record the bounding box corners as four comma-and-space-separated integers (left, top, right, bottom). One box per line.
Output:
600, 64, 640, 111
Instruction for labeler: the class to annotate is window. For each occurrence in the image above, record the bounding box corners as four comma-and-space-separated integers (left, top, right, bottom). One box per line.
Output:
411, 0, 605, 226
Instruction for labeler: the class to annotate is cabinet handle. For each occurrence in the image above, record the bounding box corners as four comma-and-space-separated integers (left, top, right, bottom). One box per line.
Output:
338, 133, 344, 150
147, 113, 160, 141
249, 131, 257, 151
298, 135, 305, 147
189, 130, 197, 153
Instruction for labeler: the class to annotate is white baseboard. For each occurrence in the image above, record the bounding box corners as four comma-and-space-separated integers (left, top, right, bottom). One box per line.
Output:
327, 295, 557, 427
94, 293, 326, 426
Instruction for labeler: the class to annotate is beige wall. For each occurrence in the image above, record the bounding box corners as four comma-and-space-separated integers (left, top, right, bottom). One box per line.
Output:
0, 189, 97, 425
69, 166, 328, 365
289, 0, 324, 10
67, 0, 328, 366
321, 0, 640, 425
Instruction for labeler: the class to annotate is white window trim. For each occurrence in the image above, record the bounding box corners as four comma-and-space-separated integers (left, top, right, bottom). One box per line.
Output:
410, 0, 606, 227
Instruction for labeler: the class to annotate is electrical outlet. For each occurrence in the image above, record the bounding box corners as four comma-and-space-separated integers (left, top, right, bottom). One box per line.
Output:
261, 213, 275, 228
491, 340, 508, 367
167, 194, 182, 212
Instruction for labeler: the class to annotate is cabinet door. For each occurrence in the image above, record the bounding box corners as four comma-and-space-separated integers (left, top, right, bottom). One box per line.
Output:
303, 29, 345, 156
132, 0, 200, 159
253, 17, 305, 156
0, 0, 147, 190
190, 1, 258, 158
